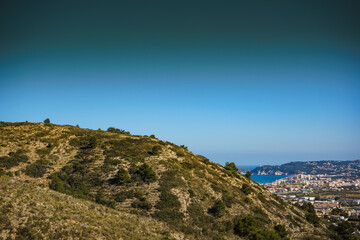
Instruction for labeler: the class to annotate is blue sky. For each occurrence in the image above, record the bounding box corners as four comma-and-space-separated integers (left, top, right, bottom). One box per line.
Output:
1, 1, 359, 165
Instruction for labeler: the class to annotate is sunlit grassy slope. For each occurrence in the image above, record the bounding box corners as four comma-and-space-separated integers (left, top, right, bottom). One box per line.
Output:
0, 122, 331, 239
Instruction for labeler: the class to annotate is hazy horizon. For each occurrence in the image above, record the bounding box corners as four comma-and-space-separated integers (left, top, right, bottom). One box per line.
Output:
1, 1, 359, 165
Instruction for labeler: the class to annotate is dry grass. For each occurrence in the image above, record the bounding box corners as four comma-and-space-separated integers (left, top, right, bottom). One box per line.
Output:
0, 122, 331, 240
0, 176, 178, 240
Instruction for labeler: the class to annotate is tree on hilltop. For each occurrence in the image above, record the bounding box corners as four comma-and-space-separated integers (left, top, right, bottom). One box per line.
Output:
225, 162, 238, 172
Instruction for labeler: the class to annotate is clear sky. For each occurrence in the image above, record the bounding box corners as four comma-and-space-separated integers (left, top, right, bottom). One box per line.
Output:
1, 1, 359, 165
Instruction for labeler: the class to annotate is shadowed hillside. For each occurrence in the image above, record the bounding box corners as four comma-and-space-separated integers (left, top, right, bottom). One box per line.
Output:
0, 122, 331, 239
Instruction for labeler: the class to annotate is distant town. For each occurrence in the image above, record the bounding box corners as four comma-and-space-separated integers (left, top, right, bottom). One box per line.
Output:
251, 159, 360, 176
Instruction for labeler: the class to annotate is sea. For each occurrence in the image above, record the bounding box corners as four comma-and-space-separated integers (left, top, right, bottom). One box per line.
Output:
237, 165, 288, 184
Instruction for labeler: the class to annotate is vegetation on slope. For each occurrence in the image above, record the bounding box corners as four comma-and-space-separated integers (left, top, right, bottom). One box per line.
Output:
0, 176, 177, 240
0, 121, 332, 239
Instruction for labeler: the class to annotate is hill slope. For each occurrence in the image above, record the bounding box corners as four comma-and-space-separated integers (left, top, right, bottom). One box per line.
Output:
0, 122, 331, 239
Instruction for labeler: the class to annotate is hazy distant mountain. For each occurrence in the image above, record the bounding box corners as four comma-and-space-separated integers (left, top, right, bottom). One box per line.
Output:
0, 122, 330, 239
251, 160, 360, 176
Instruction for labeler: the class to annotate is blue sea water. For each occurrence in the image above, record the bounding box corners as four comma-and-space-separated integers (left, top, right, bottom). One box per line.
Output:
250, 175, 288, 184
236, 165, 288, 184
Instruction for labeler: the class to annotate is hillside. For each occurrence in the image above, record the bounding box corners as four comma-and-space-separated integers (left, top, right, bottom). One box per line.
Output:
251, 160, 360, 176
0, 122, 331, 239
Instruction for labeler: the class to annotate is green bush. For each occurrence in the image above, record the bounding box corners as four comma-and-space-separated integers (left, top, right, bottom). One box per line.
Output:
48, 161, 94, 200
248, 228, 282, 240
332, 221, 355, 239
245, 171, 251, 179
49, 175, 65, 193
188, 189, 195, 198
110, 167, 131, 185
301, 202, 320, 226
274, 224, 288, 239
225, 162, 238, 172
0, 150, 29, 169
208, 200, 226, 218
153, 209, 184, 224
43, 118, 50, 123
156, 190, 181, 210
233, 215, 260, 237
150, 146, 161, 155
104, 138, 153, 162
187, 202, 204, 218
114, 190, 134, 202
222, 192, 235, 208
104, 157, 121, 166
241, 183, 252, 195
95, 189, 107, 205
16, 226, 37, 240
172, 147, 185, 157
233, 216, 287, 239
133, 190, 144, 199
107, 127, 130, 134
131, 197, 152, 210
130, 163, 157, 184
24, 160, 49, 178
158, 170, 185, 190
69, 136, 97, 150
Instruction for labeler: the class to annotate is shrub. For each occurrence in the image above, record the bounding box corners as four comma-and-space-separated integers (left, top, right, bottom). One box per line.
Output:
69, 136, 97, 150
130, 163, 157, 183
115, 190, 134, 202
156, 190, 181, 210
233, 215, 284, 239
44, 118, 50, 123
104, 157, 121, 166
133, 190, 144, 199
16, 226, 37, 240
95, 189, 107, 205
187, 202, 204, 218
208, 200, 226, 218
150, 146, 161, 155
36, 144, 53, 156
225, 162, 238, 172
49, 175, 65, 193
172, 147, 185, 157
48, 162, 94, 200
332, 221, 355, 239
180, 145, 188, 150
105, 138, 153, 162
305, 212, 320, 226
181, 161, 195, 170
233, 215, 260, 237
131, 197, 152, 210
110, 167, 131, 185
248, 228, 282, 240
153, 209, 184, 224
301, 202, 320, 226
24, 160, 49, 178
188, 189, 195, 198
0, 150, 29, 169
245, 171, 251, 179
107, 127, 130, 134
241, 183, 252, 195
222, 192, 235, 208
158, 170, 185, 190
274, 224, 288, 239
